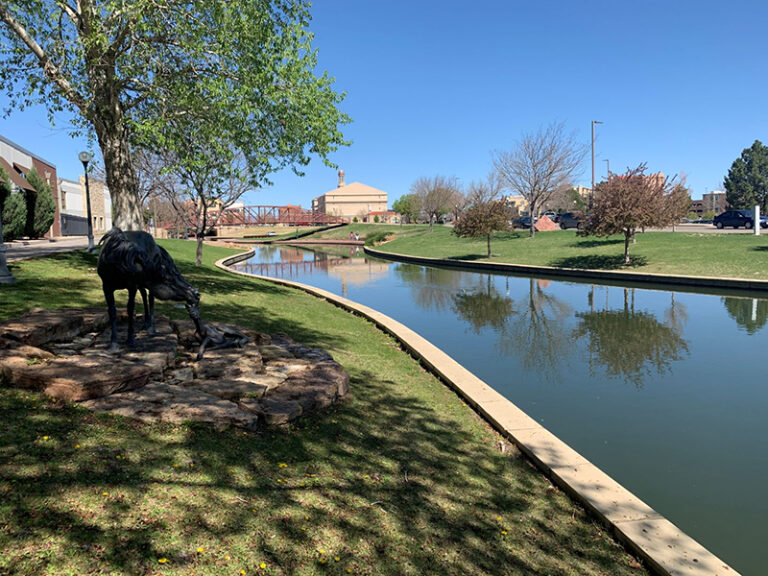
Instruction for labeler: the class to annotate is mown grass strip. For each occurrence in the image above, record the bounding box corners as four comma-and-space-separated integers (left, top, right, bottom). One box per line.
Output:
308, 223, 768, 281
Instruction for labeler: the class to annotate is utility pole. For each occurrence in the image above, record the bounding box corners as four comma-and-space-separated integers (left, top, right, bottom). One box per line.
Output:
591, 120, 603, 209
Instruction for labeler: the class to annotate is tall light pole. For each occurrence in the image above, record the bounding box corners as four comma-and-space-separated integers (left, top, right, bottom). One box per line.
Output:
591, 120, 603, 209
78, 151, 95, 252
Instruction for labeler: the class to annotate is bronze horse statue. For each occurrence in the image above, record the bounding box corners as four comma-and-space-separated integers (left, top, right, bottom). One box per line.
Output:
97, 228, 247, 359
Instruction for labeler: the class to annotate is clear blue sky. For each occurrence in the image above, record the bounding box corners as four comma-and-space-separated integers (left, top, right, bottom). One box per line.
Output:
1, 0, 766, 208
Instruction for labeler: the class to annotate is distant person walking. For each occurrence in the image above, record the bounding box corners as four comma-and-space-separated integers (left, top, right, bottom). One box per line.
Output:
354, 232, 360, 241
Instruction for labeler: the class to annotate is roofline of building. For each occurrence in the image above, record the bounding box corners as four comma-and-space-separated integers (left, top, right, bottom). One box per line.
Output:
0, 133, 57, 169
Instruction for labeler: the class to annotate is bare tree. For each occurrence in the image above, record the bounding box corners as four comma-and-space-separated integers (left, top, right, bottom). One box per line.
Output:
454, 175, 511, 257
410, 175, 460, 231
493, 122, 586, 237
581, 164, 691, 264
160, 152, 254, 265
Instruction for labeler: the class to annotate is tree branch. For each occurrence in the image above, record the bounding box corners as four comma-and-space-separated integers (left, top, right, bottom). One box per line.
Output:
0, 2, 87, 111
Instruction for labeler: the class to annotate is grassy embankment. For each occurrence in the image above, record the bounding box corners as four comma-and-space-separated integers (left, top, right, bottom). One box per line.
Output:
308, 223, 768, 280
0, 241, 646, 575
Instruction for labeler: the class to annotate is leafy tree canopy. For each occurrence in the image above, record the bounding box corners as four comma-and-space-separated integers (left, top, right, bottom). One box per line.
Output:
724, 140, 768, 211
453, 176, 510, 257
391, 193, 421, 224
0, 1, 349, 229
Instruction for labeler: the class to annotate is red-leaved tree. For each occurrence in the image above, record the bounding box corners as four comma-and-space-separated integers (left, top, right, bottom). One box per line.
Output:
581, 164, 690, 264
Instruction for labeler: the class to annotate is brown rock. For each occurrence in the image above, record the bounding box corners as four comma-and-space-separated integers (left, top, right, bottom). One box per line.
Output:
192, 379, 268, 401
258, 344, 295, 361
8, 356, 152, 401
258, 398, 303, 426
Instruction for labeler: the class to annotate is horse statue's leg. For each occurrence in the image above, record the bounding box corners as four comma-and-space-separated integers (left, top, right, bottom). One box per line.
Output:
126, 286, 137, 346
139, 288, 156, 334
103, 285, 120, 352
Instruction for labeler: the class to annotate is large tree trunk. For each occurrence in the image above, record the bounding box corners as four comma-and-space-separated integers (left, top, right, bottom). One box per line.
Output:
96, 125, 143, 231
486, 233, 491, 257
196, 233, 204, 266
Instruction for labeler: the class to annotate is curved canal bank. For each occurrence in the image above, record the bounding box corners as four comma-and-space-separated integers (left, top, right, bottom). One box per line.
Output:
216, 248, 739, 576
364, 245, 768, 294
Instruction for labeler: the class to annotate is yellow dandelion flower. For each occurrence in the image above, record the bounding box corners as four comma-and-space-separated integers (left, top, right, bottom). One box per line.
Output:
496, 516, 502, 522
158, 558, 168, 564
304, 515, 309, 520
501, 530, 508, 535
74, 444, 81, 449
334, 556, 340, 562
42, 436, 49, 441
318, 549, 325, 554
102, 492, 109, 496
225, 555, 231, 560
260, 562, 266, 569
276, 479, 282, 483
196, 547, 204, 553
278, 462, 288, 468
240, 570, 246, 575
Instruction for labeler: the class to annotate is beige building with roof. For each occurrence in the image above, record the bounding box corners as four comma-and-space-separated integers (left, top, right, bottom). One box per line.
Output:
312, 170, 388, 221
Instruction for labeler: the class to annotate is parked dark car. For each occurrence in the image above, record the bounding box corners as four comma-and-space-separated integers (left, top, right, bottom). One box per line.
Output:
713, 209, 768, 229
513, 216, 537, 229
559, 212, 583, 230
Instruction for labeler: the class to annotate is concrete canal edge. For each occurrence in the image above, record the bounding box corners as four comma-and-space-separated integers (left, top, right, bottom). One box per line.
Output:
216, 249, 739, 576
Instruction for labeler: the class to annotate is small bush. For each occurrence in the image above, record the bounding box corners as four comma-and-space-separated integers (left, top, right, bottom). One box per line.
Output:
364, 231, 395, 246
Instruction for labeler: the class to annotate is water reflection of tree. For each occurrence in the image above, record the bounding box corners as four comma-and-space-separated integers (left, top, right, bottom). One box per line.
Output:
395, 264, 475, 312
497, 278, 574, 377
451, 275, 515, 333
574, 288, 689, 387
450, 276, 575, 381
722, 296, 768, 335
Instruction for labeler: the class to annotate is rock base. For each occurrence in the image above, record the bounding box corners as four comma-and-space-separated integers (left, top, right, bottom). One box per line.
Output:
0, 308, 349, 429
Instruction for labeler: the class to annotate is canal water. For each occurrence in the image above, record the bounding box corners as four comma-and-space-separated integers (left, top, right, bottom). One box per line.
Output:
234, 244, 767, 575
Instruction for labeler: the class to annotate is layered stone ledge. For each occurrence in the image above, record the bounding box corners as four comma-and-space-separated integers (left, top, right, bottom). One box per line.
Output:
0, 307, 349, 429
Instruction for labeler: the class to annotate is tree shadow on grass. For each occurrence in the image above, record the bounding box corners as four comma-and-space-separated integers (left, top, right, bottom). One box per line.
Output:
0, 365, 644, 576
750, 246, 768, 252
550, 254, 648, 270
570, 238, 624, 248
446, 254, 489, 261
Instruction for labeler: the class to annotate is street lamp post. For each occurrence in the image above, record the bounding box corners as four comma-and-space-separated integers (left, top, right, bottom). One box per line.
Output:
591, 120, 603, 209
78, 151, 95, 252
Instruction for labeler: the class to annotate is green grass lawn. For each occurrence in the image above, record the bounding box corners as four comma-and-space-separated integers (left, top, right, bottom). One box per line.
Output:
0, 241, 646, 575
331, 224, 768, 280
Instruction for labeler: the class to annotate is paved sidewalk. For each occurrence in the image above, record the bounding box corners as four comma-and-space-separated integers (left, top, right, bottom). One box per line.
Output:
5, 236, 100, 262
